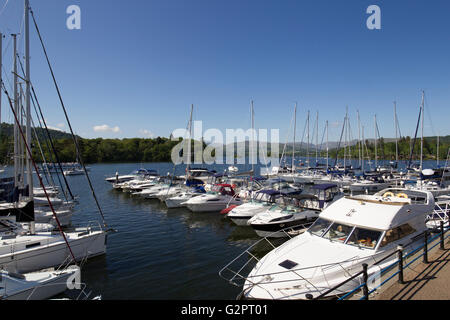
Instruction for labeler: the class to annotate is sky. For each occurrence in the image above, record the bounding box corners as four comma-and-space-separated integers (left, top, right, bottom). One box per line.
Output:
0, 0, 449, 143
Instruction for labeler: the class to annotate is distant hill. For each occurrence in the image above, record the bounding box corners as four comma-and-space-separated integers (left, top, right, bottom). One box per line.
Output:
0, 122, 76, 141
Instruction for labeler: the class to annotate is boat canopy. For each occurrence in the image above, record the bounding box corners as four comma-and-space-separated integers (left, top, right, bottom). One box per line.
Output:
312, 183, 338, 190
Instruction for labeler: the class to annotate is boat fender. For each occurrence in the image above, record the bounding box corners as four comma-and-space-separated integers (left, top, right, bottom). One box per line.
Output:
220, 205, 237, 215
382, 192, 394, 198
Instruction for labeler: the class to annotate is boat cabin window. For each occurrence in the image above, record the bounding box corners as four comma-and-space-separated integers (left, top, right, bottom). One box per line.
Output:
380, 224, 417, 248
323, 223, 353, 243
346, 228, 382, 249
308, 218, 333, 237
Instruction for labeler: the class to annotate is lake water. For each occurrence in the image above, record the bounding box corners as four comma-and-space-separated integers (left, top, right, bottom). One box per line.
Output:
24, 159, 441, 299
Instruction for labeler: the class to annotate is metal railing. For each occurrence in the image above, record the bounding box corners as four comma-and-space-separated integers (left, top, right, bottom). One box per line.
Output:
322, 222, 450, 300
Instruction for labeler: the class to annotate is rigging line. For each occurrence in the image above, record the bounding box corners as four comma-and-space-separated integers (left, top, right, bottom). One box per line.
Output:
407, 106, 422, 169
16, 52, 73, 200
2, 82, 77, 265
30, 8, 108, 228
0, 0, 10, 18
18, 103, 52, 187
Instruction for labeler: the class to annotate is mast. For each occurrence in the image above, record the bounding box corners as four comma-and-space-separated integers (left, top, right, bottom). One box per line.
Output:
326, 120, 329, 169
343, 107, 348, 170
437, 134, 440, 166
12, 34, 20, 187
420, 91, 424, 172
186, 104, 193, 175
357, 110, 361, 167
292, 102, 297, 171
25, 0, 34, 233
0, 33, 2, 132
306, 110, 310, 168
362, 125, 365, 173
315, 111, 319, 166
394, 101, 399, 164
251, 100, 255, 175
374, 115, 378, 170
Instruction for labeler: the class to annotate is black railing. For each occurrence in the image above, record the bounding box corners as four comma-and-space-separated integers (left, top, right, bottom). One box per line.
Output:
313, 222, 449, 300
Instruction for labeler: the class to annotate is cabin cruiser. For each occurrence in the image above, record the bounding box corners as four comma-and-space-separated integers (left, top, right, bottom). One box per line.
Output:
1, 265, 80, 300
248, 193, 318, 238
165, 186, 207, 209
180, 168, 217, 184
298, 184, 343, 211
227, 190, 289, 226
183, 184, 243, 213
221, 188, 435, 299
349, 175, 391, 195
105, 168, 158, 185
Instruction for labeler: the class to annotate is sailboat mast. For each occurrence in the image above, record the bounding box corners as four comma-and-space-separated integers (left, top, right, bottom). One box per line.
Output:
420, 91, 424, 172
292, 102, 297, 171
362, 125, 365, 172
12, 34, 20, 187
326, 120, 329, 169
306, 110, 310, 168
186, 104, 193, 174
25, 0, 34, 233
394, 101, 398, 164
374, 115, 378, 170
0, 33, 2, 130
357, 110, 361, 167
315, 111, 318, 165
251, 100, 255, 175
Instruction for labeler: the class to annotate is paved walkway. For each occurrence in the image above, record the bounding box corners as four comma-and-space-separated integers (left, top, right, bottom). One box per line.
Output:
375, 239, 450, 300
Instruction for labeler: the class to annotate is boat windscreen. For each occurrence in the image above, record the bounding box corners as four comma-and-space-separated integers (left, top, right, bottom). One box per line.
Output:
346, 227, 382, 250
323, 223, 353, 243
308, 218, 332, 237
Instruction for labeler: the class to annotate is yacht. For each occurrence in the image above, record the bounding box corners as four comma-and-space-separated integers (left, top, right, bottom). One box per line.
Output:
221, 188, 435, 299
105, 168, 158, 185
164, 186, 206, 209
298, 183, 343, 211
248, 194, 318, 238
0, 217, 107, 274
227, 189, 289, 226
1, 265, 80, 300
182, 184, 243, 213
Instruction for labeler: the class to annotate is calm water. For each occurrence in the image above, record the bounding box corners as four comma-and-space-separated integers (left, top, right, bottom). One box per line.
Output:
27, 159, 440, 299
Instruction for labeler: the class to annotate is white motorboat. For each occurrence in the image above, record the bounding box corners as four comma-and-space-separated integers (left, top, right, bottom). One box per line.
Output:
183, 184, 243, 213
105, 169, 158, 185
155, 185, 187, 202
63, 169, 84, 176
227, 189, 287, 226
0, 265, 80, 300
248, 194, 318, 238
221, 188, 435, 300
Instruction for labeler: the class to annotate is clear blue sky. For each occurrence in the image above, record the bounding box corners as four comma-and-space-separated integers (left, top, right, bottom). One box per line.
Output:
1, 0, 449, 142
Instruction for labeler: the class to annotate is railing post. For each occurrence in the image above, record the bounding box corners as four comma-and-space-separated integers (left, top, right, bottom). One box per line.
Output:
440, 221, 445, 250
397, 245, 404, 284
362, 263, 369, 300
423, 230, 429, 264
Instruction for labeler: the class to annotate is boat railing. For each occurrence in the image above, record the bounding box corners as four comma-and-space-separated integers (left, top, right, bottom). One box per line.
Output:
219, 223, 389, 299
321, 223, 450, 300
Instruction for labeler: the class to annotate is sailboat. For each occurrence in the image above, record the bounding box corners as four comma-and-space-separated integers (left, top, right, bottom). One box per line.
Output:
0, 1, 107, 275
